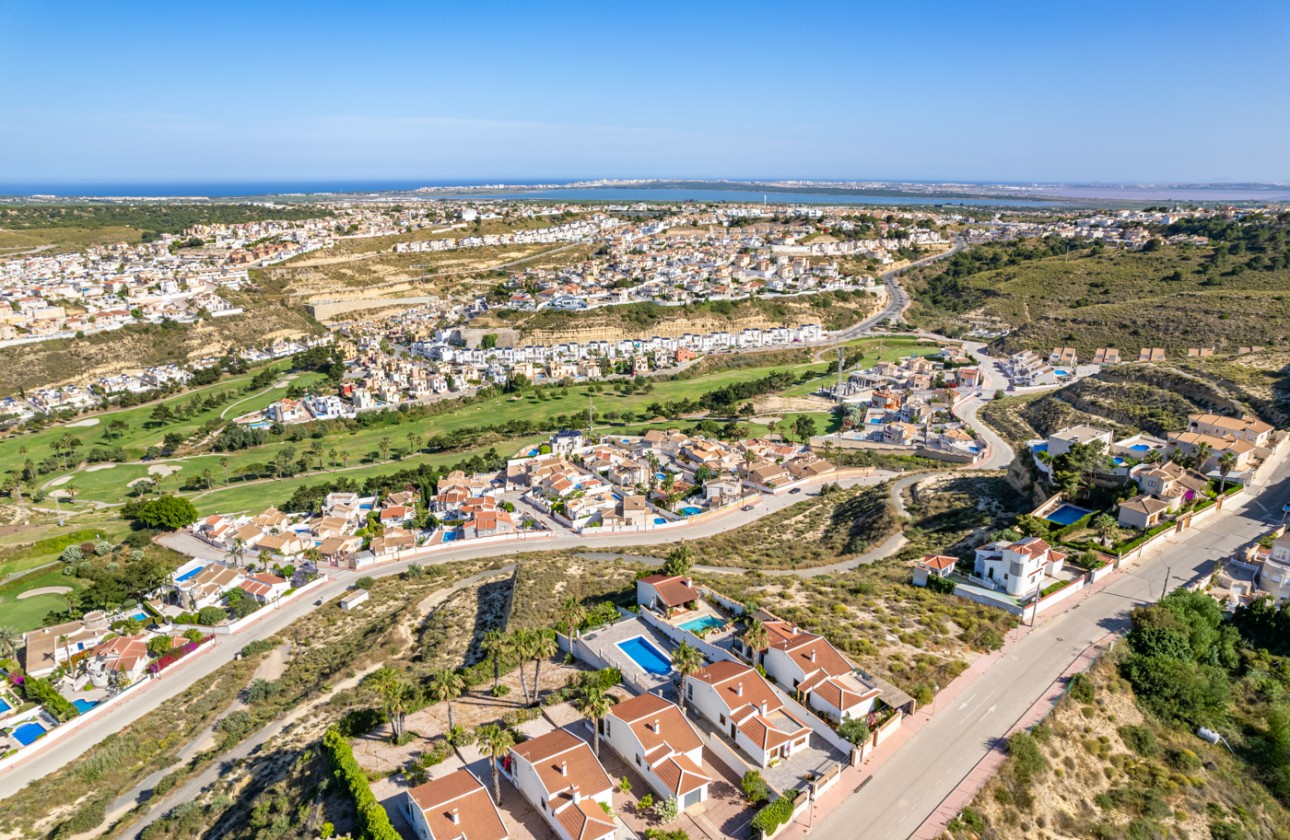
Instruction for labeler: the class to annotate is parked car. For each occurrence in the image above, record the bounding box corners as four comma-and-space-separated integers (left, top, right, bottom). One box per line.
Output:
789, 488, 802, 494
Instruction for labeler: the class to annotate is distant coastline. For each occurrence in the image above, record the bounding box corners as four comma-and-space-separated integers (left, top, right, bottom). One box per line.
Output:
1, 178, 1288, 206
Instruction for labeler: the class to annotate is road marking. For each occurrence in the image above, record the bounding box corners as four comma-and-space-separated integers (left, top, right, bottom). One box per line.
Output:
957, 693, 977, 711
980, 704, 997, 721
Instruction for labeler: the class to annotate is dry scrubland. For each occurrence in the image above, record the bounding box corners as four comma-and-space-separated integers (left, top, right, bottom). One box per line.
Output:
947, 654, 1290, 840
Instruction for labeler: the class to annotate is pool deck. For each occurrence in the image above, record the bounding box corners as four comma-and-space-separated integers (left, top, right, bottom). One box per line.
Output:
579, 616, 678, 697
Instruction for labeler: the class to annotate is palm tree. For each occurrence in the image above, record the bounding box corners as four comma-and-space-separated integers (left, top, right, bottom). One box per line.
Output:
531, 629, 558, 701
201, 468, 215, 490
219, 456, 231, 484
379, 436, 392, 463
741, 619, 769, 665
342, 451, 351, 469
511, 629, 535, 705
329, 448, 339, 470
366, 667, 415, 743
558, 596, 585, 643
482, 629, 510, 692
578, 687, 616, 758
475, 723, 516, 805
428, 668, 466, 731
671, 641, 704, 713
226, 536, 246, 569
1091, 513, 1117, 547
57, 634, 71, 669
1217, 451, 1238, 495
1194, 441, 1214, 471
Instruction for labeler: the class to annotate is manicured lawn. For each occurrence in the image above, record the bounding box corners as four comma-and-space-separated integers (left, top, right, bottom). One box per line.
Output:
779, 337, 942, 397
0, 569, 87, 632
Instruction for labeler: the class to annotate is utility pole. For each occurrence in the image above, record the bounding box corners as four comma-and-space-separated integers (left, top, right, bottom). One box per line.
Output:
1161, 565, 1171, 601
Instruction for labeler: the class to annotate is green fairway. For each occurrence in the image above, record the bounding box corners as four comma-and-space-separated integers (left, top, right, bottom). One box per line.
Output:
0, 569, 86, 632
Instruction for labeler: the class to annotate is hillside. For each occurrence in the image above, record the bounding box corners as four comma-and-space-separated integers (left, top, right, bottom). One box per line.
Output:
906, 231, 1290, 357
470, 290, 880, 344
949, 591, 1290, 840
0, 269, 325, 393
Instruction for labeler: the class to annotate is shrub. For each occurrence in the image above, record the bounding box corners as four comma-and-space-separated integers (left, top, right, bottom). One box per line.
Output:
354, 576, 375, 590
652, 796, 679, 823
21, 676, 79, 722
240, 639, 275, 657
741, 770, 771, 804
838, 715, 870, 745
215, 710, 257, 740
196, 606, 226, 626
491, 684, 511, 697
1069, 672, 1096, 704
1210, 821, 1250, 840
751, 797, 795, 835
244, 679, 281, 704
53, 797, 106, 839
336, 707, 385, 737
1007, 731, 1046, 786
132, 495, 199, 530
322, 726, 401, 840
1117, 724, 1160, 757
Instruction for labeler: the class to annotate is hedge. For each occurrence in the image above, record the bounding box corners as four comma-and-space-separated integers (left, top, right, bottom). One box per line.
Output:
19, 675, 79, 722
322, 726, 401, 840
751, 796, 796, 836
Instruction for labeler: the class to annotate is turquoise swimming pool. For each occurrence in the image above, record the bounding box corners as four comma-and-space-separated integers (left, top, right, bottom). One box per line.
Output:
11, 722, 47, 746
617, 636, 672, 675
679, 615, 725, 634
72, 698, 99, 714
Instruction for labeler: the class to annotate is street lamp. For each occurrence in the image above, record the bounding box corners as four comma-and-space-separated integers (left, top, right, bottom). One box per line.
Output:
932, 683, 941, 716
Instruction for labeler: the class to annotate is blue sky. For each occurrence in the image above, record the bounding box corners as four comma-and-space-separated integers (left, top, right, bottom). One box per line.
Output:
1, 0, 1287, 184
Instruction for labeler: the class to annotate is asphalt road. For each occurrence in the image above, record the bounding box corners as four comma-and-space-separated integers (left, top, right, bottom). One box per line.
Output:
814, 442, 1290, 840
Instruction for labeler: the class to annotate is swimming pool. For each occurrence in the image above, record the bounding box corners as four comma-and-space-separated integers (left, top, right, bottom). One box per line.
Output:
653, 517, 666, 525
1055, 369, 1071, 376
1045, 503, 1094, 526
679, 506, 703, 517
72, 699, 99, 714
174, 565, 204, 583
0, 697, 11, 714
11, 722, 47, 746
128, 611, 149, 623
679, 615, 725, 634
617, 636, 672, 675
1128, 443, 1152, 453
442, 531, 458, 542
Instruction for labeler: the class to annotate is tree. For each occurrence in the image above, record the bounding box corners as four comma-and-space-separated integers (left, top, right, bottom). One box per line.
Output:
134, 495, 199, 530
366, 667, 416, 743
838, 715, 870, 746
0, 625, 20, 659
672, 641, 704, 712
1217, 450, 1237, 494
512, 629, 535, 704
219, 456, 231, 484
578, 686, 615, 757
531, 629, 558, 701
559, 596, 586, 643
1091, 513, 1118, 546
379, 436, 392, 463
201, 468, 215, 490
329, 448, 339, 470
741, 619, 769, 665
225, 536, 247, 569
1194, 441, 1214, 470
428, 668, 466, 731
147, 636, 174, 657
661, 545, 694, 577
482, 629, 510, 692
793, 414, 818, 443
475, 723, 515, 805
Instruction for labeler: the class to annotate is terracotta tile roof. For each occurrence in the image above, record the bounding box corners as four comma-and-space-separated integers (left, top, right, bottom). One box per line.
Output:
919, 554, 958, 571
652, 753, 713, 796
551, 794, 615, 840
406, 769, 508, 840
638, 574, 700, 608
510, 730, 612, 800
610, 693, 703, 755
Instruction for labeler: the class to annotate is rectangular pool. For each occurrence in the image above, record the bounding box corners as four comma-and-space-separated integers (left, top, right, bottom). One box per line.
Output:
678, 615, 725, 634
1045, 503, 1094, 526
129, 611, 149, 622
0, 697, 11, 714
174, 565, 204, 583
11, 722, 47, 746
617, 636, 672, 675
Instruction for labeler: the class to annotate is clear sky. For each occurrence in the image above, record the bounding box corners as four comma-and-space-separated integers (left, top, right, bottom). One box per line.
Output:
1, 0, 1287, 185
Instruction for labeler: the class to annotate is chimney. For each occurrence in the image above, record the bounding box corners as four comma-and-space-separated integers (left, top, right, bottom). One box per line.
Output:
809, 649, 816, 662
736, 682, 743, 697
449, 808, 460, 825
652, 718, 660, 733
760, 701, 769, 716
571, 785, 581, 804
559, 760, 567, 776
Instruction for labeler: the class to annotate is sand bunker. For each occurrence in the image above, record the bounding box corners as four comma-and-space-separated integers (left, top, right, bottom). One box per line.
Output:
147, 464, 182, 478
65, 418, 101, 428
17, 586, 73, 600
48, 476, 73, 487
85, 463, 117, 472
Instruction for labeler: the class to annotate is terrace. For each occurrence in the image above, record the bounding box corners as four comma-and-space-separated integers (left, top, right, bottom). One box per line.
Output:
577, 615, 680, 697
